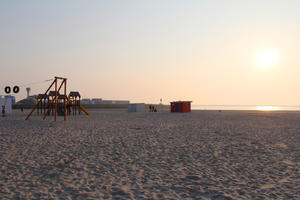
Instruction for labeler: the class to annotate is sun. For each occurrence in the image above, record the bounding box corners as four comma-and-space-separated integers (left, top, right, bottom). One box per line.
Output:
256, 50, 278, 68
256, 106, 278, 111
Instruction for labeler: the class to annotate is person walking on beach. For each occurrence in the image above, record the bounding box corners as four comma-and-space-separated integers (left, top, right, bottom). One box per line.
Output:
2, 105, 5, 117
149, 105, 153, 112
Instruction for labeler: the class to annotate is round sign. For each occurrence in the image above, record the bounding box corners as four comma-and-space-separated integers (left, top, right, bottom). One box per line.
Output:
13, 86, 20, 93
4, 86, 11, 94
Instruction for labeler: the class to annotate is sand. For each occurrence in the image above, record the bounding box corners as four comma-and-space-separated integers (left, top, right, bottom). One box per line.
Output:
0, 110, 299, 199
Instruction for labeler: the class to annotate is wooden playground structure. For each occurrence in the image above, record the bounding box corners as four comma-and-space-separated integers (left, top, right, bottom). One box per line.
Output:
26, 76, 90, 121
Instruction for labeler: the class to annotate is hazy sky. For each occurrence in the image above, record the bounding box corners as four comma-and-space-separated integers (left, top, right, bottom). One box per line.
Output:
1, 0, 300, 105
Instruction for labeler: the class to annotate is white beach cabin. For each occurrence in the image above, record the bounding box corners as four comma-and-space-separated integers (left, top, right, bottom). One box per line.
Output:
128, 103, 145, 112
0, 96, 12, 114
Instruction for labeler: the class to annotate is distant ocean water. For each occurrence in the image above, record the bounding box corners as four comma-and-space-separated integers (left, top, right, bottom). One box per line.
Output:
192, 105, 300, 111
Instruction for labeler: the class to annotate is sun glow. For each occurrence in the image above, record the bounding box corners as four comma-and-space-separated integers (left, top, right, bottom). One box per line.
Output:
256, 50, 278, 68
256, 106, 278, 111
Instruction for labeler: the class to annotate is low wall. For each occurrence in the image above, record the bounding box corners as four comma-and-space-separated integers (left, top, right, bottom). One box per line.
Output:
13, 103, 170, 110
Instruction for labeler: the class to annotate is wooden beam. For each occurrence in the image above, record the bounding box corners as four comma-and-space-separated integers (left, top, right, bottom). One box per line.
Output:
43, 101, 52, 120
25, 79, 56, 120
55, 76, 67, 80
64, 79, 67, 121
57, 79, 65, 92
54, 78, 57, 121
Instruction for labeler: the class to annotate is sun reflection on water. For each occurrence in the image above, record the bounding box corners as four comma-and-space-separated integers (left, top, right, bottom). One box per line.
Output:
256, 106, 278, 111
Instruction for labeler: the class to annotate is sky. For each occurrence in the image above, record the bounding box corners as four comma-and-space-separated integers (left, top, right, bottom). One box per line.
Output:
1, 0, 300, 105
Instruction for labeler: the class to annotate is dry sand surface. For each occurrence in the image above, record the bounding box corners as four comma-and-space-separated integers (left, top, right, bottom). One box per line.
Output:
1, 109, 299, 199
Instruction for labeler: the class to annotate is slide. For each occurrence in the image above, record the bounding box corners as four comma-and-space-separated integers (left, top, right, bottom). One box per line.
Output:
80, 105, 90, 116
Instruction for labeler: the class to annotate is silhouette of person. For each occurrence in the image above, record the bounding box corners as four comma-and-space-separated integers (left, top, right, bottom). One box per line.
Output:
2, 105, 5, 117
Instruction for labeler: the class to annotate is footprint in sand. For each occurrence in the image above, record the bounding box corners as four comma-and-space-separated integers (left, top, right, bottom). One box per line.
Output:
261, 184, 275, 189
275, 143, 287, 149
279, 177, 290, 183
282, 160, 294, 165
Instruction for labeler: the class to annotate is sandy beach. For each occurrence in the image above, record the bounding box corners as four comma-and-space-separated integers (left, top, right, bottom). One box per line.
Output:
0, 110, 299, 199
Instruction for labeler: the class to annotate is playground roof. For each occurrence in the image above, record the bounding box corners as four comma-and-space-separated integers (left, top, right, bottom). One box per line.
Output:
69, 91, 81, 97
38, 94, 48, 99
49, 91, 60, 96
170, 101, 192, 103
58, 95, 68, 100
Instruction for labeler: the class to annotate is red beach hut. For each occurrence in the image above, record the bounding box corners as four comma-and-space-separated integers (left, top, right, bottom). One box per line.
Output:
170, 101, 192, 113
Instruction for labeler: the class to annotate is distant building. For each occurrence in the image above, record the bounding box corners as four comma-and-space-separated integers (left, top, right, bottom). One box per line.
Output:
128, 103, 145, 112
102, 100, 130, 105
81, 98, 130, 105
91, 98, 102, 104
170, 101, 192, 113
5, 95, 16, 104
0, 96, 12, 114
26, 87, 31, 99
81, 98, 92, 104
116, 100, 130, 105
29, 95, 38, 99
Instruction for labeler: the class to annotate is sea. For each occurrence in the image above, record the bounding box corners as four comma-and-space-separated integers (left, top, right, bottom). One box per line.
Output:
192, 105, 300, 111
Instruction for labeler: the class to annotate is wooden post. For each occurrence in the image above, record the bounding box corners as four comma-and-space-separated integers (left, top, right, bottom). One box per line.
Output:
54, 78, 57, 121
79, 96, 81, 115
64, 79, 67, 121
43, 102, 52, 120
